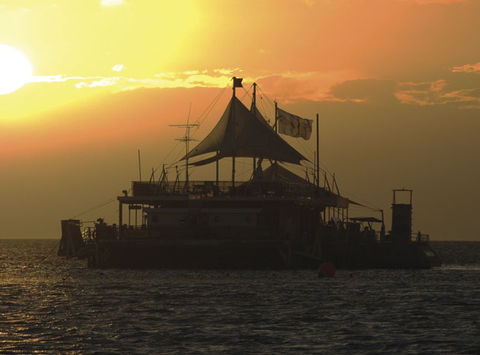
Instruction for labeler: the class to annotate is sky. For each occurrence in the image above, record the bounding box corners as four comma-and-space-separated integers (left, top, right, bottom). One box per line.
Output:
0, 0, 479, 240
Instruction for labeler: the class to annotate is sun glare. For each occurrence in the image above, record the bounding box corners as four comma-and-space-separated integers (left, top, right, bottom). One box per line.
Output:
0, 44, 33, 95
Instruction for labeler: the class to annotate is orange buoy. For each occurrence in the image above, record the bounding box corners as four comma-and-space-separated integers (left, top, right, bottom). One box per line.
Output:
318, 262, 336, 277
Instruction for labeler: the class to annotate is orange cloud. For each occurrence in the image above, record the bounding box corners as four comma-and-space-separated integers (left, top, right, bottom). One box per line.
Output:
26, 69, 365, 104
256, 70, 364, 103
399, 0, 468, 4
27, 70, 242, 91
395, 79, 480, 106
451, 62, 480, 73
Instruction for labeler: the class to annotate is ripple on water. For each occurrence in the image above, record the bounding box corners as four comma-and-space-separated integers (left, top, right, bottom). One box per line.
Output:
1, 239, 480, 353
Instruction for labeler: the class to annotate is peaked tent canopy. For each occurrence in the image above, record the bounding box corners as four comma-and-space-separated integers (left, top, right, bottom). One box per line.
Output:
262, 163, 353, 208
262, 163, 313, 185
184, 97, 307, 165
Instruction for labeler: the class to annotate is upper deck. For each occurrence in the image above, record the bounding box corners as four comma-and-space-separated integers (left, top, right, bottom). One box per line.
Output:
118, 180, 350, 208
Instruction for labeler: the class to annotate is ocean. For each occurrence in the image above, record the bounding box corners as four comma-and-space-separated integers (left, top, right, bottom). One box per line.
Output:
1, 239, 479, 354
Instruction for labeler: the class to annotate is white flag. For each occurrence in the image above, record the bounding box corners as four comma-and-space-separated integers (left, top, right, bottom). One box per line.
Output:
277, 108, 313, 140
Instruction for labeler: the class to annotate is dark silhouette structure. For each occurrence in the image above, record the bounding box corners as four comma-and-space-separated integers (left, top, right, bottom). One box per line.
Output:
58, 79, 441, 269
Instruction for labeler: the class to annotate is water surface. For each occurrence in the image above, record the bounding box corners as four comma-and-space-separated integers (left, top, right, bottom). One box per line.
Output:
1, 239, 479, 353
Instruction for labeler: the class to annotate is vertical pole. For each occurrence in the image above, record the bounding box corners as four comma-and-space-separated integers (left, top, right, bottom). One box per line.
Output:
231, 78, 237, 190
252, 83, 257, 177
118, 201, 123, 238
316, 113, 319, 188
274, 101, 278, 133
216, 150, 219, 185
138, 149, 142, 181
232, 155, 236, 189
380, 209, 385, 240
185, 126, 189, 192
274, 101, 278, 168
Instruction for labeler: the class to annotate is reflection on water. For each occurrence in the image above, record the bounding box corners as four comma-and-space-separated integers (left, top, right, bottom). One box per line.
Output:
1, 239, 480, 353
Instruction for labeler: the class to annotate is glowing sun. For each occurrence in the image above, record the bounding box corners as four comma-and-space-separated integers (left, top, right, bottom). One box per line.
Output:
0, 44, 33, 95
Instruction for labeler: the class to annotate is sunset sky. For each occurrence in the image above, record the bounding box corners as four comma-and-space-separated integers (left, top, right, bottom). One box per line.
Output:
1, 0, 479, 240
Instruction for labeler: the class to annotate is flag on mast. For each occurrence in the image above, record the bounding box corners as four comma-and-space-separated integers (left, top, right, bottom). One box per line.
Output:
277, 108, 313, 140
233, 77, 243, 88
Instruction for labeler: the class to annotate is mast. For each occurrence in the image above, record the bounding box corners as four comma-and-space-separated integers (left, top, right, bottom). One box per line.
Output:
231, 77, 238, 188
274, 101, 278, 133
251, 83, 257, 174
316, 113, 319, 188
232, 151, 236, 188
170, 107, 198, 191
251, 82, 257, 110
216, 150, 219, 186
273, 101, 278, 169
137, 149, 142, 181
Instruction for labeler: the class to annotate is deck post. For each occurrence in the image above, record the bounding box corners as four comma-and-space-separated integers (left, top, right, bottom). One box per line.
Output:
118, 201, 123, 238
232, 155, 236, 189
216, 150, 219, 186
316, 113, 319, 188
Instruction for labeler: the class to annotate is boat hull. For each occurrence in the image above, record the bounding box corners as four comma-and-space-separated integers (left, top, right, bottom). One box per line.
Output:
87, 237, 440, 270
91, 239, 291, 269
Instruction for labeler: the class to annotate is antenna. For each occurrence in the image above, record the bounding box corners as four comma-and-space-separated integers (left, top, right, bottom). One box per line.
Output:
149, 167, 156, 183
137, 149, 142, 181
170, 104, 199, 191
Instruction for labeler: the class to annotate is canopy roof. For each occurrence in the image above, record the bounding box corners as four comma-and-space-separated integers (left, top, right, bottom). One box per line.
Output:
185, 96, 307, 165
262, 163, 313, 185
261, 163, 352, 208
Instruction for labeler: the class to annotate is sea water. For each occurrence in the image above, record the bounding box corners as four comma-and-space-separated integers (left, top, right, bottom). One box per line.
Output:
1, 239, 479, 353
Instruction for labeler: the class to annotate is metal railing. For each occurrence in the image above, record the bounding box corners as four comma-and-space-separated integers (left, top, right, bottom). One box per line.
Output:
414, 233, 430, 243
131, 180, 340, 200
